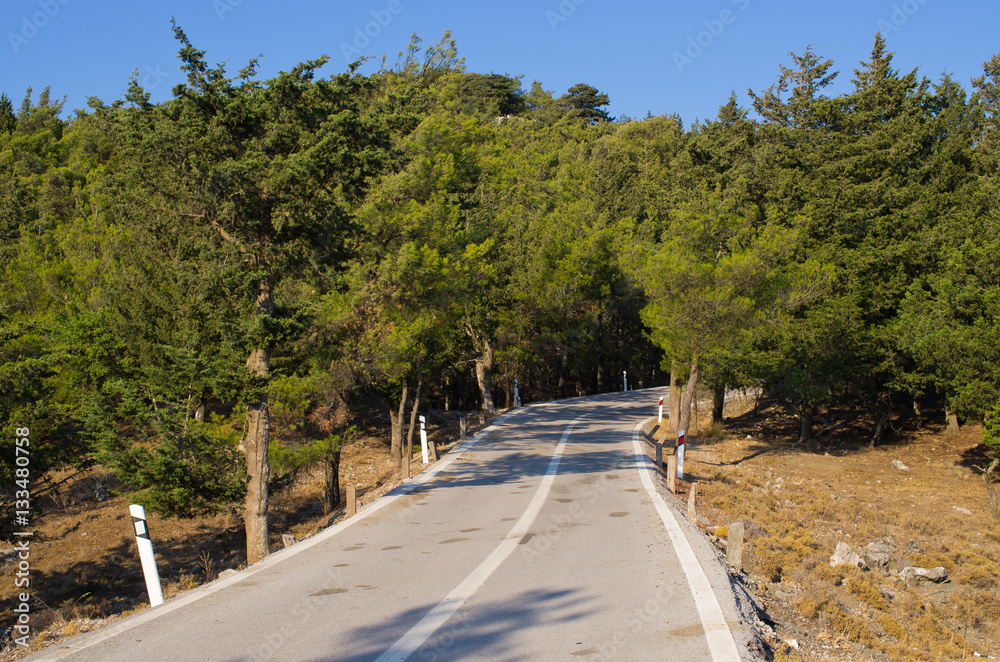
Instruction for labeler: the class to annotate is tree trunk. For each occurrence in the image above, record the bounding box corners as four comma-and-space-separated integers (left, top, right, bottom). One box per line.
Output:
596, 312, 604, 393
945, 407, 960, 435
712, 383, 726, 426
557, 344, 569, 399
323, 448, 342, 513
984, 459, 999, 524
911, 396, 921, 430
242, 283, 275, 565
473, 336, 495, 414
669, 359, 683, 435
391, 377, 407, 467
677, 356, 699, 437
406, 355, 423, 460
868, 394, 892, 449
798, 404, 814, 444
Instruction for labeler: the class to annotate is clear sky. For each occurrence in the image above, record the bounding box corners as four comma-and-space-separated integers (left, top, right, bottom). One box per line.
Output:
3, 0, 999, 126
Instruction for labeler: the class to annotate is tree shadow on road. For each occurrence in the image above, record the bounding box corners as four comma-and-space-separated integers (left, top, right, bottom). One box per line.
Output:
218, 587, 598, 662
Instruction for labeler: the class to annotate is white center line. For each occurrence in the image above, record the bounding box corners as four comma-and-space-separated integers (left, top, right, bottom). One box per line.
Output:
374, 414, 590, 662
631, 419, 741, 662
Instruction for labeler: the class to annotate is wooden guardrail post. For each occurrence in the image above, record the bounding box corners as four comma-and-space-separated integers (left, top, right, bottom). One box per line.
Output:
687, 482, 697, 522
347, 485, 357, 517
727, 521, 744, 570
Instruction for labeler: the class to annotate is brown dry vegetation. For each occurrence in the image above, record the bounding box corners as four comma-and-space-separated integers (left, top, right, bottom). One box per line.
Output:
0, 412, 482, 660
663, 394, 1000, 662
4, 398, 999, 661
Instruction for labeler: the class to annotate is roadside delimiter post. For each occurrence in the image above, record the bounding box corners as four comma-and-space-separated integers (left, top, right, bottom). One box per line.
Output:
676, 428, 685, 480
129, 504, 164, 607
419, 415, 429, 464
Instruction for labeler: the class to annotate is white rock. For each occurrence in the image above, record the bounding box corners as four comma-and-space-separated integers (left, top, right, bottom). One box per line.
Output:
892, 460, 909, 470
864, 540, 896, 568
830, 541, 867, 569
900, 566, 948, 582
953, 506, 972, 515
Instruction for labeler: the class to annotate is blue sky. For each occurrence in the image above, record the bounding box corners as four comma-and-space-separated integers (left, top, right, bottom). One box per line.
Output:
3, 0, 998, 126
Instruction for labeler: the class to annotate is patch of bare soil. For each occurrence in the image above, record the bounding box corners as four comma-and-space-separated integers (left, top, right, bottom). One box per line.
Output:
656, 396, 1000, 662
0, 411, 487, 659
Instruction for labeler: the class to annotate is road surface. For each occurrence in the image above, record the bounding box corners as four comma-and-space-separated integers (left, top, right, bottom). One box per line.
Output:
29, 390, 755, 661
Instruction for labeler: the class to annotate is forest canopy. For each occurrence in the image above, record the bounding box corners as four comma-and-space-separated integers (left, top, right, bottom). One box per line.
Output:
3, 30, 1000, 559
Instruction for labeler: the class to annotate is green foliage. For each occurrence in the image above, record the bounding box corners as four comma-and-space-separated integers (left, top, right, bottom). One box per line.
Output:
112, 415, 245, 517
269, 434, 343, 493
984, 401, 1000, 456
561, 83, 612, 124
7, 30, 1000, 520
458, 73, 525, 117
0, 94, 14, 134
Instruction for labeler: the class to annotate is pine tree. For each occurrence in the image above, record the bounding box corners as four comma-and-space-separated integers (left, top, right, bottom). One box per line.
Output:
561, 83, 613, 124
104, 23, 389, 563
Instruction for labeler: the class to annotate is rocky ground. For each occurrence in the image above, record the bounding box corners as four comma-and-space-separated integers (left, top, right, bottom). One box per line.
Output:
0, 411, 482, 659
661, 395, 1000, 662
2, 397, 998, 661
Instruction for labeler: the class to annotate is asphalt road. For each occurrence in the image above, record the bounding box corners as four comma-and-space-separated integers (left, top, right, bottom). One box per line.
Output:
29, 389, 754, 662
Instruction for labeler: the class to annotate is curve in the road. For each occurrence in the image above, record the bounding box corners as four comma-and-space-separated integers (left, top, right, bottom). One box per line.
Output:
26, 391, 750, 662
374, 414, 589, 662
632, 419, 741, 662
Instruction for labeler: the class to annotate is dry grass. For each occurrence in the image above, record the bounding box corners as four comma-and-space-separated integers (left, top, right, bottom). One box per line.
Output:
0, 412, 485, 659
672, 396, 1000, 661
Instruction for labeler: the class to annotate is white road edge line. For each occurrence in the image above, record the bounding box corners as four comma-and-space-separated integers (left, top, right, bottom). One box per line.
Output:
374, 414, 590, 662
631, 419, 741, 662
29, 410, 523, 662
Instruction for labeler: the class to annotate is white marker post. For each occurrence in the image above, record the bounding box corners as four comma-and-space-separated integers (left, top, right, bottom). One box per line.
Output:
419, 415, 429, 464
658, 397, 664, 424
514, 379, 521, 408
129, 504, 164, 607
676, 429, 685, 480
623, 371, 628, 392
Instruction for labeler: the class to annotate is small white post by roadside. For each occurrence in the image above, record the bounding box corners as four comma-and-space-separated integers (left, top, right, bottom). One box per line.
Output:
676, 429, 685, 480
419, 415, 429, 464
623, 371, 628, 391
129, 504, 164, 607
658, 397, 664, 424
514, 379, 521, 408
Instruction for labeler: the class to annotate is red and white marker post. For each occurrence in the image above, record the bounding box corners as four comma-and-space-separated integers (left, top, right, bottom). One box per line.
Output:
658, 397, 664, 424
676, 429, 685, 480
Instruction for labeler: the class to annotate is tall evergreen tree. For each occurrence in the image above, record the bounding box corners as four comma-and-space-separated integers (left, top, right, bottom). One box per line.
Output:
104, 23, 389, 562
561, 83, 613, 124
0, 94, 15, 134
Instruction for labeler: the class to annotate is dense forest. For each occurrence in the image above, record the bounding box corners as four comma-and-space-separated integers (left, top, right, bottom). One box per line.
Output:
3, 27, 999, 561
